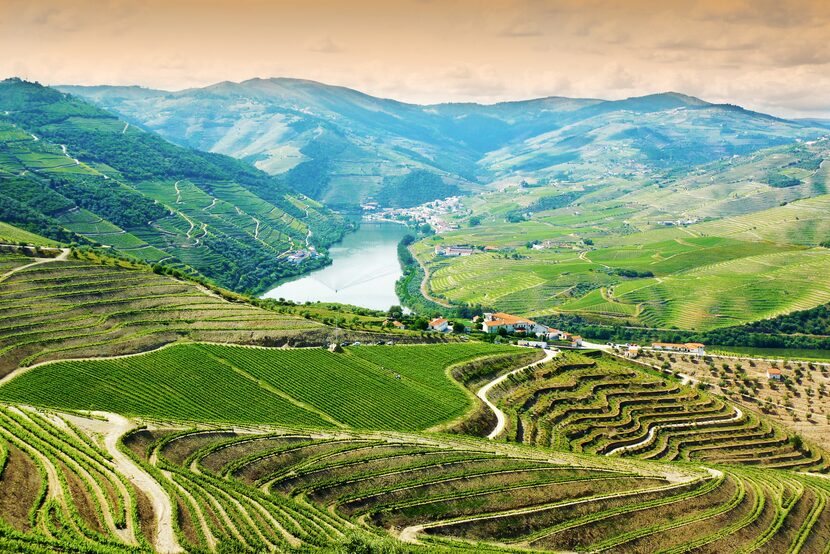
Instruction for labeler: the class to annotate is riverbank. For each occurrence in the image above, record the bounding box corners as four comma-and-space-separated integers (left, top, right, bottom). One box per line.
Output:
262, 221, 409, 311
395, 235, 456, 316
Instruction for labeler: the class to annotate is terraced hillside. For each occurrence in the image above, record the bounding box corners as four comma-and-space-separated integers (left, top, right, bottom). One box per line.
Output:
2, 347, 830, 552
603, 248, 830, 330
0, 405, 156, 553
409, 137, 830, 329
125, 423, 830, 553
0, 79, 347, 293
0, 248, 328, 376
491, 351, 830, 472
416, 228, 830, 329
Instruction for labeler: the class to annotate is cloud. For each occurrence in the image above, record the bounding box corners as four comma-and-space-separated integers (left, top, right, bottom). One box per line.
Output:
441, 65, 508, 98
765, 42, 830, 68
498, 18, 543, 37
306, 36, 343, 53
690, 0, 826, 29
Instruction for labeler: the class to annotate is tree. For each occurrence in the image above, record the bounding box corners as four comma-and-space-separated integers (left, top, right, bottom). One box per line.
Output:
387, 305, 403, 320
469, 216, 481, 227
452, 321, 465, 334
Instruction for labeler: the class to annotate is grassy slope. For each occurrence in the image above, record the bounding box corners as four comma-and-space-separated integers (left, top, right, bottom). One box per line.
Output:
414, 141, 830, 331
0, 222, 59, 246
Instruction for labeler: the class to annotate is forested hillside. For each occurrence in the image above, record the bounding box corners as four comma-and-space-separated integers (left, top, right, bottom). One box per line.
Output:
0, 79, 347, 293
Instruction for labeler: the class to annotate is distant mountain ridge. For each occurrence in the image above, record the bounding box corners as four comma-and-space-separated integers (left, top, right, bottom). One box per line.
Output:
60, 78, 828, 207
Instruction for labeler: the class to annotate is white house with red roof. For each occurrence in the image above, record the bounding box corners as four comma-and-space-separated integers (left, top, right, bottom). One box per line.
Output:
481, 312, 548, 336
428, 317, 450, 332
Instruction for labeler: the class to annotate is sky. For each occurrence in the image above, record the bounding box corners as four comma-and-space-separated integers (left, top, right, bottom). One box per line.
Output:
2, 0, 830, 118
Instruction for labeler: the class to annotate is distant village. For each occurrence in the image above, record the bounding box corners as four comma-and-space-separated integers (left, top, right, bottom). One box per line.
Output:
656, 217, 700, 227
280, 245, 321, 264
362, 196, 464, 234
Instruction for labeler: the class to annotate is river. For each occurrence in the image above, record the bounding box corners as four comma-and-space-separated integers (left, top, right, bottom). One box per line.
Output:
261, 222, 409, 311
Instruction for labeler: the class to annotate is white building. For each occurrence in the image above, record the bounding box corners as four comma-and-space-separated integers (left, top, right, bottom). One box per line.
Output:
518, 339, 548, 349
652, 342, 706, 356
482, 312, 548, 336
428, 317, 450, 332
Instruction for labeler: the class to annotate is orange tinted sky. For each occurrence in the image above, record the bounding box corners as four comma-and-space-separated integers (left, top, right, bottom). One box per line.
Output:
2, 0, 829, 117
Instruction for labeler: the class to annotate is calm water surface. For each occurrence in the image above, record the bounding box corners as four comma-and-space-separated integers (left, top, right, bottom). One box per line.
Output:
261, 222, 408, 310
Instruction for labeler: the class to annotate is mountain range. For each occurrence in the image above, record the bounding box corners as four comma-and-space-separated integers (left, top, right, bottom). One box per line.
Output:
62, 79, 829, 208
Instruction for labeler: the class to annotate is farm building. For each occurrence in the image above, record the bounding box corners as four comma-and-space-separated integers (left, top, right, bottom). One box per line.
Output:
627, 345, 641, 358
482, 312, 548, 336
518, 339, 548, 349
435, 245, 475, 257
546, 328, 565, 341
556, 332, 584, 347
767, 367, 782, 380
652, 342, 706, 356
384, 320, 406, 330
428, 317, 450, 332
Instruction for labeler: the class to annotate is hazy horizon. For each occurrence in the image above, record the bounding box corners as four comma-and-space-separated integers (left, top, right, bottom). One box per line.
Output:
3, 0, 830, 118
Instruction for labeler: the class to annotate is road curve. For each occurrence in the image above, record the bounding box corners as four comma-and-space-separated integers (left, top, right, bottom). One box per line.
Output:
478, 348, 558, 440
409, 245, 453, 308
71, 412, 183, 553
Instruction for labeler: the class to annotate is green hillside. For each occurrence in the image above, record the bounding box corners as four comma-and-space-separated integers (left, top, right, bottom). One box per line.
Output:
0, 247, 334, 375
0, 222, 58, 246
493, 351, 827, 471
0, 244, 828, 552
0, 79, 348, 293
411, 138, 830, 331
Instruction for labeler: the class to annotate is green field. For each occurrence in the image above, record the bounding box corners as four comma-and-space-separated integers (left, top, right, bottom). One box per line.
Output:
0, 343, 516, 430
418, 225, 830, 329
416, 172, 830, 330
0, 222, 59, 246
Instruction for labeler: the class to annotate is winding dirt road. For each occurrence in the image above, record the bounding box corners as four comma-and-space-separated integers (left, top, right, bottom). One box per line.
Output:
410, 246, 452, 308
478, 348, 558, 440
0, 246, 69, 283
73, 412, 182, 553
